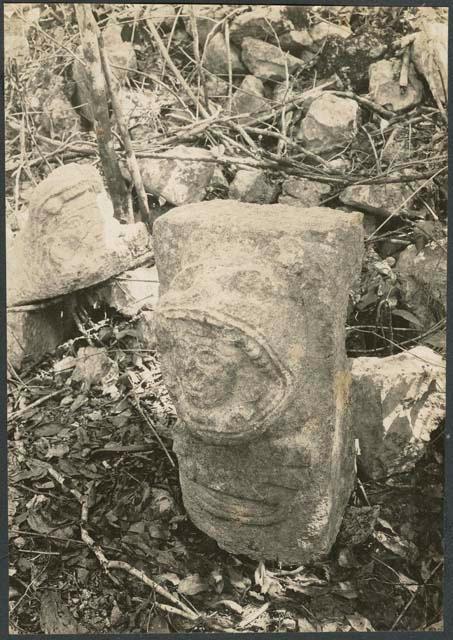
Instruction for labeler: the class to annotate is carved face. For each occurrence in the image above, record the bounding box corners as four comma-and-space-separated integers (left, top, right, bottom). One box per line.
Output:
156, 308, 292, 444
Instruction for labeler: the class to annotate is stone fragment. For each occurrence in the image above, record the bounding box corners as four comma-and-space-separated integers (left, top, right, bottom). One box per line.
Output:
28, 71, 80, 138
278, 177, 330, 207
339, 181, 420, 213
230, 76, 269, 124
309, 21, 351, 48
229, 170, 279, 204
411, 21, 447, 105
351, 347, 445, 478
7, 163, 152, 307
369, 58, 423, 112
396, 239, 447, 330
5, 20, 29, 64
139, 145, 215, 206
154, 199, 364, 563
72, 23, 137, 122
298, 93, 359, 154
144, 4, 177, 30
134, 310, 158, 351
205, 75, 230, 99
241, 38, 302, 81
7, 302, 74, 371
119, 89, 164, 141
381, 127, 412, 165
71, 346, 119, 392
230, 7, 293, 46
94, 266, 159, 318
183, 5, 230, 47
205, 32, 245, 75
279, 29, 314, 54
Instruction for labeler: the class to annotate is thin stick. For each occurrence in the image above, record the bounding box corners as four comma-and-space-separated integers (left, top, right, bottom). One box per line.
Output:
390, 561, 443, 630
8, 389, 65, 422
74, 5, 129, 222
98, 32, 149, 224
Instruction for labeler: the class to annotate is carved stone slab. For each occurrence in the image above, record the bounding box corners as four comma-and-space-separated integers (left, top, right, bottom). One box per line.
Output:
154, 200, 364, 563
7, 163, 152, 307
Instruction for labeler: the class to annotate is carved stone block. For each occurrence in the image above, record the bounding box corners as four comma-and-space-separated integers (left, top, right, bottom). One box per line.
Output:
7, 163, 152, 307
154, 200, 364, 563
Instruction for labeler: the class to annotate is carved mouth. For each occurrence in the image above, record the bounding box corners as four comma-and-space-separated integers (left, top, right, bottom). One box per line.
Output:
184, 477, 286, 526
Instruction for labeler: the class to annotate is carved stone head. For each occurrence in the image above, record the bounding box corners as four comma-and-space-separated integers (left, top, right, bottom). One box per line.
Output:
154, 200, 364, 563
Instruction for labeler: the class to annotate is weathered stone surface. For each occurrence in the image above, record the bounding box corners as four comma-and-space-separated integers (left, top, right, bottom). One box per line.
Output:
154, 200, 364, 563
381, 127, 412, 165
134, 309, 158, 351
72, 346, 119, 392
144, 3, 177, 30
309, 21, 351, 47
351, 347, 445, 478
339, 181, 417, 213
7, 303, 73, 371
241, 38, 303, 81
369, 58, 423, 112
230, 75, 269, 124
229, 170, 279, 204
279, 29, 314, 54
396, 239, 447, 330
298, 93, 359, 153
205, 32, 245, 75
7, 163, 152, 307
119, 89, 163, 141
28, 71, 80, 138
278, 177, 330, 207
73, 23, 137, 122
94, 266, 159, 318
411, 21, 447, 105
230, 6, 293, 46
139, 145, 215, 206
205, 75, 230, 99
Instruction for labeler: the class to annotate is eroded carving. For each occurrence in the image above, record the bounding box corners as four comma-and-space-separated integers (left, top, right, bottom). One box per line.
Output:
154, 200, 364, 563
156, 307, 292, 444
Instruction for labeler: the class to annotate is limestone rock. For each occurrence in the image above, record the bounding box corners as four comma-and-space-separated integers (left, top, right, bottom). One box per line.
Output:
28, 71, 80, 138
154, 200, 364, 563
139, 145, 215, 206
134, 309, 158, 351
381, 127, 412, 165
396, 239, 447, 330
7, 163, 152, 307
229, 170, 279, 204
7, 302, 74, 371
309, 21, 352, 48
144, 4, 177, 30
411, 21, 447, 105
205, 75, 230, 99
351, 347, 445, 478
339, 181, 419, 213
119, 89, 164, 141
73, 23, 137, 122
183, 5, 230, 47
279, 29, 314, 55
94, 266, 159, 318
205, 32, 245, 75
278, 177, 330, 207
298, 93, 359, 154
230, 75, 269, 124
241, 38, 303, 81
369, 58, 423, 112
71, 346, 119, 392
229, 6, 293, 46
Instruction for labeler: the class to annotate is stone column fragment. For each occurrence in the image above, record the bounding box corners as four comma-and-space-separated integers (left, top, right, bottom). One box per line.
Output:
154, 200, 363, 563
